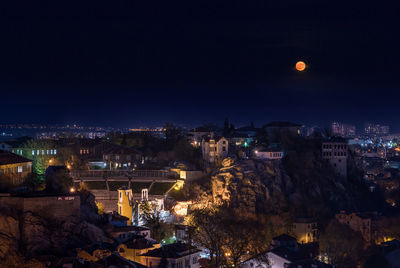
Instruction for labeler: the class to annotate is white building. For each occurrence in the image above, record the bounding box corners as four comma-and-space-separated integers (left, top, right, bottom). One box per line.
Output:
141, 242, 201, 268
242, 234, 324, 268
322, 139, 348, 177
255, 149, 283, 160
201, 136, 229, 163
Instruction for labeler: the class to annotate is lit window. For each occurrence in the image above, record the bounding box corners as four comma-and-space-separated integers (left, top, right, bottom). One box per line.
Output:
47, 150, 49, 155
37, 150, 40, 155
42, 150, 44, 155
32, 150, 35, 155
18, 166, 22, 173
50, 150, 53, 155
54, 149, 57, 155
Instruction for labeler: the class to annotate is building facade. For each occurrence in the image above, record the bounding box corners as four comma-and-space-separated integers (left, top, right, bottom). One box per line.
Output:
255, 149, 283, 160
0, 151, 32, 185
292, 218, 318, 244
322, 139, 348, 177
331, 122, 356, 138
201, 136, 229, 163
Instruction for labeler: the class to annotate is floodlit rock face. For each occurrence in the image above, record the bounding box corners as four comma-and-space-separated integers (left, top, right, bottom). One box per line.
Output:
211, 157, 369, 217
0, 192, 112, 263
0, 213, 19, 259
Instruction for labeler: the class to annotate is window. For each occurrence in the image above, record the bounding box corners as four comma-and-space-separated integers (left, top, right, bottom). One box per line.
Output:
37, 150, 40, 155
18, 166, 22, 173
223, 147, 226, 152
54, 149, 57, 155
32, 150, 35, 155
193, 256, 198, 264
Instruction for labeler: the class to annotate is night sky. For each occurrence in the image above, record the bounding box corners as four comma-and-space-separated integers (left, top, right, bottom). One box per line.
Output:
1, 1, 399, 130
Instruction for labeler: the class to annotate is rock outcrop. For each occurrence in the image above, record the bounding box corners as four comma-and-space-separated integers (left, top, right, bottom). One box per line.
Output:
211, 157, 372, 218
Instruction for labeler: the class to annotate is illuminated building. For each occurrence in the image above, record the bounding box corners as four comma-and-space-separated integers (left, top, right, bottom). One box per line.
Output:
141, 242, 201, 268
331, 122, 356, 138
201, 135, 229, 163
255, 148, 284, 160
0, 151, 32, 185
292, 218, 319, 244
364, 123, 390, 136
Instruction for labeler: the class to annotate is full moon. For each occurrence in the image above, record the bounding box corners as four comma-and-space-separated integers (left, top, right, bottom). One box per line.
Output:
295, 61, 306, 71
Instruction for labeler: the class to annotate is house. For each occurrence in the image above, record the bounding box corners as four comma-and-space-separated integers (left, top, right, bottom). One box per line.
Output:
109, 225, 152, 242
322, 138, 348, 177
174, 224, 192, 243
255, 148, 283, 160
292, 218, 318, 244
0, 142, 11, 151
0, 150, 32, 185
103, 146, 143, 169
335, 211, 381, 243
242, 235, 324, 268
201, 136, 229, 163
227, 133, 253, 147
117, 234, 160, 265
187, 127, 215, 147
141, 242, 201, 268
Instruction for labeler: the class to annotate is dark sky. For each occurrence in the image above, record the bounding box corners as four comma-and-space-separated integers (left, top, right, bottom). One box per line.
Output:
1, 1, 399, 130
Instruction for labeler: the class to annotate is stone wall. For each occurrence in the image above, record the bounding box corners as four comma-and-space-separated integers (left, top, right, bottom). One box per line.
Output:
0, 194, 80, 219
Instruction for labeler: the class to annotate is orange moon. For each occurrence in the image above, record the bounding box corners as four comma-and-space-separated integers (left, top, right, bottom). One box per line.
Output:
295, 61, 306, 71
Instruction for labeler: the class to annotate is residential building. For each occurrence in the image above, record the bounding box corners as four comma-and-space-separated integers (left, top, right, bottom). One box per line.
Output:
331, 122, 356, 138
227, 133, 252, 147
335, 211, 381, 243
201, 136, 229, 163
187, 126, 215, 147
0, 151, 32, 185
255, 148, 284, 160
292, 218, 318, 244
364, 123, 390, 136
242, 235, 327, 268
141, 242, 201, 268
0, 142, 11, 151
108, 225, 152, 242
322, 138, 348, 177
117, 234, 160, 265
103, 146, 143, 169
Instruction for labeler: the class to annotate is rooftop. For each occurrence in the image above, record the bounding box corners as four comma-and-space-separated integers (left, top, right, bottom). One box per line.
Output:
0, 151, 32, 165
269, 246, 310, 262
141, 242, 200, 259
272, 234, 297, 242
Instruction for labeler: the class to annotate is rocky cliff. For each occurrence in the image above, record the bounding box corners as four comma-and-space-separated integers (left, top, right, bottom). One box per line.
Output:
211, 156, 381, 220
0, 192, 112, 266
